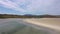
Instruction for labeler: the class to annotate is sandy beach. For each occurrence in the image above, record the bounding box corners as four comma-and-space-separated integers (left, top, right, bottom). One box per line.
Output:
24, 18, 60, 31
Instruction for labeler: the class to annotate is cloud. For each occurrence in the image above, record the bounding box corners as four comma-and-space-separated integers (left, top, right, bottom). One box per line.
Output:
25, 0, 55, 12
0, 0, 60, 15
27, 0, 60, 15
0, 0, 26, 12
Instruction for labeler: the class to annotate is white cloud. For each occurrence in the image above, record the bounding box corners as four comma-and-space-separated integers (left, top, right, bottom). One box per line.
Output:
0, 0, 26, 12
0, 0, 55, 12
0, 0, 60, 15
25, 0, 55, 12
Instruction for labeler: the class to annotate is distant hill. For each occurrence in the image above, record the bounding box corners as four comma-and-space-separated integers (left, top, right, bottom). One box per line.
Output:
0, 14, 60, 18
39, 15, 58, 18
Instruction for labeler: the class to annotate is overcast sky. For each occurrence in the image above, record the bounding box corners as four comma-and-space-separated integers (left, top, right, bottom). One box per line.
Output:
0, 0, 60, 15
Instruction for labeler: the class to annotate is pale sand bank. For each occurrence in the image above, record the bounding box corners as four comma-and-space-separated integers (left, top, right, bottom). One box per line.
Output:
24, 18, 60, 31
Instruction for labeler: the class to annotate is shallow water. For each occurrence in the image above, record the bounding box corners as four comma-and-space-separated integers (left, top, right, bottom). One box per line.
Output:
0, 19, 60, 34
0, 21, 50, 34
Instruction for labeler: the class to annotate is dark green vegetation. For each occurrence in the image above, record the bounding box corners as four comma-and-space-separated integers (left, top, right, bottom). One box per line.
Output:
0, 14, 60, 18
